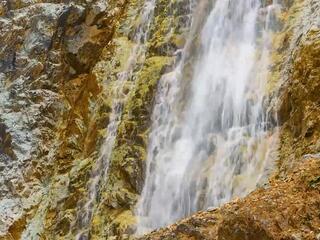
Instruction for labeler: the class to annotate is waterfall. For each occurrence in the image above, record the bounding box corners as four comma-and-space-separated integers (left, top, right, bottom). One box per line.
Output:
136, 0, 280, 234
74, 1, 157, 239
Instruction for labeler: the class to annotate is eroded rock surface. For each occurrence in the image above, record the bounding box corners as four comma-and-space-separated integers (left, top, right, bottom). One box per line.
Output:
0, 0, 319, 239
0, 0, 192, 239
139, 156, 320, 240
138, 0, 320, 239
0, 0, 130, 239
277, 0, 320, 175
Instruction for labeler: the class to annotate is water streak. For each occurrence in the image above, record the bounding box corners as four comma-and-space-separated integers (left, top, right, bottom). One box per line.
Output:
136, 0, 280, 234
74, 1, 157, 238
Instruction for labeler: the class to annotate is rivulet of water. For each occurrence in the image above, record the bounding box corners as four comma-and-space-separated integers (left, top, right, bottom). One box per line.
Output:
74, 1, 157, 239
136, 0, 281, 235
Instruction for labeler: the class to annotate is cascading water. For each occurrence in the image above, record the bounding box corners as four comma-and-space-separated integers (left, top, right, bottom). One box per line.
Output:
136, 0, 280, 234
73, 1, 157, 239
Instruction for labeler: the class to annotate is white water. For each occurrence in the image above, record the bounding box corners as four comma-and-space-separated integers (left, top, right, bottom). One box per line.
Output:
136, 0, 280, 234
74, 1, 157, 239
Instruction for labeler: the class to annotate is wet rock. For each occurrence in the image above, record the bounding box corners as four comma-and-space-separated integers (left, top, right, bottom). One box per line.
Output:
139, 157, 320, 240
0, 0, 319, 239
138, 1, 320, 239
276, 0, 320, 175
0, 0, 129, 239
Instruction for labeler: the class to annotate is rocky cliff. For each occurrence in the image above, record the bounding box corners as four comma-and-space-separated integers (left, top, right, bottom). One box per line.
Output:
141, 0, 320, 239
0, 0, 191, 239
0, 0, 129, 239
0, 0, 319, 240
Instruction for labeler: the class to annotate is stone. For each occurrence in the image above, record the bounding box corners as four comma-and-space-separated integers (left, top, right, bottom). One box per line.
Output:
0, 0, 320, 239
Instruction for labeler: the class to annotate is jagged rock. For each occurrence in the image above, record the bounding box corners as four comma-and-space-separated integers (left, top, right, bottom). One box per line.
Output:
0, 0, 191, 238
136, 0, 320, 239
276, 0, 320, 175
139, 157, 320, 240
0, 0, 129, 239
0, 0, 320, 239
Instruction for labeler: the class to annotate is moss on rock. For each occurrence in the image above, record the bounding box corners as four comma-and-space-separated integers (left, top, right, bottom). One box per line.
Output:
91, 56, 173, 239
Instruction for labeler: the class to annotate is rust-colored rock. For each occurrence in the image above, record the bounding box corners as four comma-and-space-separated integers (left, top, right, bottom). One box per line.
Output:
139, 156, 320, 240
0, 0, 320, 239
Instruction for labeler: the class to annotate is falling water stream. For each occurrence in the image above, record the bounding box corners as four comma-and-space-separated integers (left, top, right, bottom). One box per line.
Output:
74, 1, 156, 238
136, 0, 280, 235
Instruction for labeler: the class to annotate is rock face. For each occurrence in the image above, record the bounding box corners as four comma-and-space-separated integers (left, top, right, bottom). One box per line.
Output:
0, 0, 319, 240
0, 0, 192, 239
140, 0, 320, 239
139, 156, 320, 240
276, 0, 320, 175
0, 0, 131, 239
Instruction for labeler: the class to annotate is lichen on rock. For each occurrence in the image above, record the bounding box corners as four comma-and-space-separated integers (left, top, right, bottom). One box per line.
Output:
139, 156, 320, 240
1, 0, 320, 239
